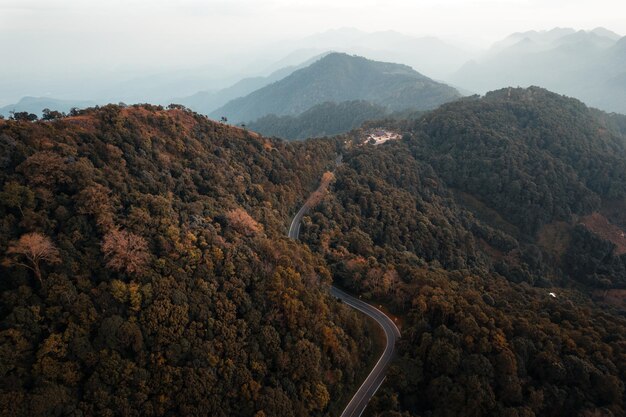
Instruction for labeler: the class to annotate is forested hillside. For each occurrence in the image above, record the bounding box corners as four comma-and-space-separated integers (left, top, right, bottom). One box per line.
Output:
211, 52, 460, 124
175, 53, 328, 116
418, 87, 626, 235
2, 88, 625, 417
300, 87, 626, 416
0, 105, 373, 417
247, 100, 388, 140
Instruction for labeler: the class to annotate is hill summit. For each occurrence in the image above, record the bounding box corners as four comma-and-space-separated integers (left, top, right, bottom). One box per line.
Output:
210, 52, 460, 123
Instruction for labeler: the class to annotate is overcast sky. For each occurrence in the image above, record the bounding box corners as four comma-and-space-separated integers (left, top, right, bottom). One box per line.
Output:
1, 0, 624, 103
2, 0, 624, 68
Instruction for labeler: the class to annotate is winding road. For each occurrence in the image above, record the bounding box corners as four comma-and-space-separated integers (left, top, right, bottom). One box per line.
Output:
288, 167, 401, 417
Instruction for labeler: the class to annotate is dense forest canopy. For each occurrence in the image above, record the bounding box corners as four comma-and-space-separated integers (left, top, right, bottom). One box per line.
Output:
300, 88, 626, 416
0, 104, 373, 417
247, 100, 389, 140
1, 87, 626, 417
247, 101, 428, 141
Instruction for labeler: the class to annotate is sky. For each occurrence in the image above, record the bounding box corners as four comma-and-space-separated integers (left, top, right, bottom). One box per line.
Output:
0, 0, 624, 104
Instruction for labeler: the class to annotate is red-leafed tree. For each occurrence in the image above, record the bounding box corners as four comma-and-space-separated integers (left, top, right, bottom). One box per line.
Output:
101, 229, 151, 277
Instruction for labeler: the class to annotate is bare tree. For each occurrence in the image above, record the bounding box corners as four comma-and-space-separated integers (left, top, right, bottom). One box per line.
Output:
3, 232, 61, 284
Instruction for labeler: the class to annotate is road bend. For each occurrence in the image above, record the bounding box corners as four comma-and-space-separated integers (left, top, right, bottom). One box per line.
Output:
288, 163, 400, 417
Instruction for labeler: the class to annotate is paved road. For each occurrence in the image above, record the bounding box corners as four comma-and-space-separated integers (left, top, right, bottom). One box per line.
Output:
288, 170, 400, 417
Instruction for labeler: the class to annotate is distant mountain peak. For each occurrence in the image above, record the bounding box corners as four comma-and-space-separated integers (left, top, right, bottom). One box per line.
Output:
451, 27, 626, 114
591, 27, 622, 40
210, 53, 460, 123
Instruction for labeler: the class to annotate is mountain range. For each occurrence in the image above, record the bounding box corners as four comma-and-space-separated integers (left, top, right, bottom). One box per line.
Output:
174, 53, 329, 115
451, 28, 626, 113
272, 28, 476, 80
4, 27, 624, 121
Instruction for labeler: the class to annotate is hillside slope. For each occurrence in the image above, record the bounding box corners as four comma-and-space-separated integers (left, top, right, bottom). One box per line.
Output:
175, 53, 329, 115
0, 105, 372, 416
247, 100, 388, 140
2, 88, 626, 417
211, 53, 460, 123
300, 87, 626, 417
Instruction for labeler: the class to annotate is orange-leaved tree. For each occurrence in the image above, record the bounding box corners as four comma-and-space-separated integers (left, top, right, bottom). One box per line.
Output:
3, 232, 61, 284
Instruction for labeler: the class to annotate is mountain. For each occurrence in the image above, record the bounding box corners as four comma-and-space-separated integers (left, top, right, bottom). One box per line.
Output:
175, 53, 329, 115
211, 53, 461, 124
299, 87, 626, 417
591, 26, 622, 40
488, 28, 577, 54
450, 28, 626, 113
0, 104, 371, 416
282, 28, 476, 79
247, 100, 388, 140
419, 87, 626, 238
0, 96, 97, 117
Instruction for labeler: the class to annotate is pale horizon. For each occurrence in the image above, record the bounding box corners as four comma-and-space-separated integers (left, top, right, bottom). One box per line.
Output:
1, 0, 624, 105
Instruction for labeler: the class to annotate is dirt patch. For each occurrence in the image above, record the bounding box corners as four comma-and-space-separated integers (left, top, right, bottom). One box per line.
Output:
600, 198, 626, 229
580, 212, 626, 255
305, 171, 335, 208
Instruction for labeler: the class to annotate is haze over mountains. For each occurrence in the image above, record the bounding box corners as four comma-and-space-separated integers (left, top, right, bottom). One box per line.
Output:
451, 28, 626, 113
210, 53, 460, 124
265, 28, 476, 81
174, 53, 330, 116
2, 27, 624, 120
0, 97, 97, 119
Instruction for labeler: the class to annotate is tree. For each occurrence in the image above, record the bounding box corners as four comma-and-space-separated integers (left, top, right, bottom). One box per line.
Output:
76, 184, 115, 230
3, 232, 61, 284
0, 181, 35, 216
102, 229, 151, 277
225, 208, 263, 236
10, 111, 38, 121
42, 108, 65, 120
69, 107, 82, 117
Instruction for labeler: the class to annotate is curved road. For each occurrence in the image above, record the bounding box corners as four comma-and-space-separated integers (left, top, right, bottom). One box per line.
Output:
288, 175, 401, 417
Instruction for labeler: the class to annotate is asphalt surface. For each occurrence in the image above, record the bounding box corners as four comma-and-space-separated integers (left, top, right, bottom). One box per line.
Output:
288, 170, 400, 417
